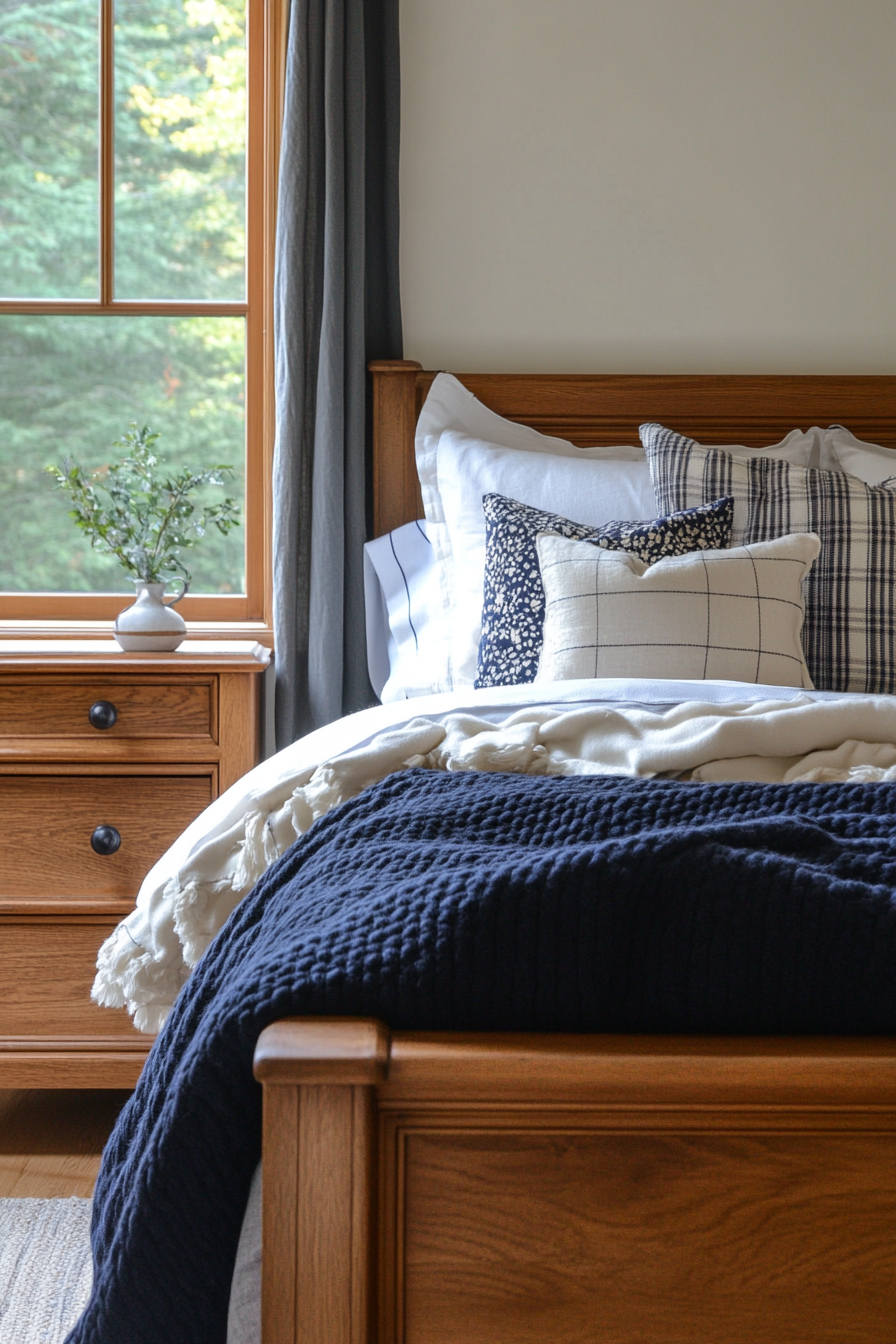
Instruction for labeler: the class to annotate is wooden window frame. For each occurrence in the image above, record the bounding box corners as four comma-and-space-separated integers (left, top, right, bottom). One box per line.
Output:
0, 0, 287, 639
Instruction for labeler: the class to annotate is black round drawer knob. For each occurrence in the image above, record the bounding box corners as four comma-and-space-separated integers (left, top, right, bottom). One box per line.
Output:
91, 825, 121, 856
88, 700, 118, 730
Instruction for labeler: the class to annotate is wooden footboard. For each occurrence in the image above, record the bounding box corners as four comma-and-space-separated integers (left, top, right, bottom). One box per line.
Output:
254, 1022, 896, 1344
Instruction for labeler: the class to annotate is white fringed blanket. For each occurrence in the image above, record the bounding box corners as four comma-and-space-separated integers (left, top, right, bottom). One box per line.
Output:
92, 678, 896, 1032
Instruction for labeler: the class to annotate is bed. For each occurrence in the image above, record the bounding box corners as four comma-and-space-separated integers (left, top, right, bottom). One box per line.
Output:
70, 366, 896, 1344
248, 365, 896, 1344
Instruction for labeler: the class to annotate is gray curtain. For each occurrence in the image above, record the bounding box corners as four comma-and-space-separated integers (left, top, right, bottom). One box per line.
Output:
273, 0, 402, 749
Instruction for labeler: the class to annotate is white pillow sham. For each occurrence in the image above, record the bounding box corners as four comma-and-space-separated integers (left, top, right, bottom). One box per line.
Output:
535, 531, 820, 689
434, 433, 656, 685
417, 374, 654, 688
824, 425, 896, 486
362, 521, 449, 701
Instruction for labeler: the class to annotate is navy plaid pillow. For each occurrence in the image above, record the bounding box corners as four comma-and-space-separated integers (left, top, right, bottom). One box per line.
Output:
475, 492, 734, 689
641, 422, 896, 694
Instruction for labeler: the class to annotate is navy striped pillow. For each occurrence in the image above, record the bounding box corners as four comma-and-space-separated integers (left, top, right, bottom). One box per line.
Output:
641, 422, 896, 694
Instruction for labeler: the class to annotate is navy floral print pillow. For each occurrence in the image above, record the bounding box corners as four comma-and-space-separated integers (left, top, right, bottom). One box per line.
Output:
475, 492, 735, 688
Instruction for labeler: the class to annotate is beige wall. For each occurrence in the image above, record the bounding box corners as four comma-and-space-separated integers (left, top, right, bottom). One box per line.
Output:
399, 0, 895, 373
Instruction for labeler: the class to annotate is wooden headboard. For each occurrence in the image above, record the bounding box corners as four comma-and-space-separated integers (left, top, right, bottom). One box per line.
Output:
370, 360, 896, 537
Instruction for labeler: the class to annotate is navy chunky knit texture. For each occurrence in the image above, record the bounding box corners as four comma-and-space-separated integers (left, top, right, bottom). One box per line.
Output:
68, 771, 896, 1343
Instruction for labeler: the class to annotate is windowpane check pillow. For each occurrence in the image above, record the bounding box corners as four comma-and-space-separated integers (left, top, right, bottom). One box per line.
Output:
476, 492, 735, 688
535, 531, 820, 688
641, 423, 896, 694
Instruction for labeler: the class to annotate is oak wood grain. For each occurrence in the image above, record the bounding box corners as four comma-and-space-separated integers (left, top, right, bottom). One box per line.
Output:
0, 771, 213, 898
0, 900, 136, 916
0, 639, 271, 674
0, 738, 222, 765
369, 365, 896, 534
0, 643, 266, 1085
255, 1018, 390, 1085
0, 1151, 103, 1198
257, 1024, 382, 1344
218, 670, 261, 791
257, 1022, 896, 1344
0, 677, 213, 739
261, 1084, 377, 1344
399, 1129, 896, 1344
297, 1086, 355, 1344
351, 1087, 376, 1344
379, 1033, 896, 1110
0, 1088, 131, 1196
0, 919, 142, 1036
0, 1038, 152, 1090
262, 1082, 299, 1344
0, 1051, 149, 1089
370, 360, 425, 537
295, 1085, 376, 1344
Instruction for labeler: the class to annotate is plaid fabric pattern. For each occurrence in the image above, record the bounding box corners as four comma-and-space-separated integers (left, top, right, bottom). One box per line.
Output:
535, 531, 819, 688
641, 423, 896, 694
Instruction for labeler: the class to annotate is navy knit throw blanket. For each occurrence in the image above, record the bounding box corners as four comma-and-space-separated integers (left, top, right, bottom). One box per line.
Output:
67, 771, 896, 1344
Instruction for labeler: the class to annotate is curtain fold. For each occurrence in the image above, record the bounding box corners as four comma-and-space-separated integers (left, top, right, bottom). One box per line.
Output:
273, 0, 402, 749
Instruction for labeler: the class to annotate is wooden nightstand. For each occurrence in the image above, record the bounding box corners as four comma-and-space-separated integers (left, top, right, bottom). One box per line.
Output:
0, 639, 270, 1088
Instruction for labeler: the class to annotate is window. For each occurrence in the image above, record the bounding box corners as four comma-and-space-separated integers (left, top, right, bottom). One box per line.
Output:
0, 0, 283, 628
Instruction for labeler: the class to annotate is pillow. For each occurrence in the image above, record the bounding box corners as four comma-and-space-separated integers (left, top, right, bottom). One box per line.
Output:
824, 425, 896, 486
476, 493, 735, 689
641, 423, 896, 694
362, 520, 450, 702
415, 374, 836, 690
536, 531, 819, 689
417, 375, 652, 687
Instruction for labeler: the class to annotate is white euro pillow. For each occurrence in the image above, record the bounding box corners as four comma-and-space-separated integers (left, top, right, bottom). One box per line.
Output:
416, 374, 653, 686
536, 531, 820, 689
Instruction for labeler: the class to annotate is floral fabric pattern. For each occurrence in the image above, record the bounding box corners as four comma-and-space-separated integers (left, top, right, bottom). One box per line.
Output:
475, 492, 735, 688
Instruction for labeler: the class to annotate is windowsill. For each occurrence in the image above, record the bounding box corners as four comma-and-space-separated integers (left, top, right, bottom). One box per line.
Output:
0, 619, 273, 646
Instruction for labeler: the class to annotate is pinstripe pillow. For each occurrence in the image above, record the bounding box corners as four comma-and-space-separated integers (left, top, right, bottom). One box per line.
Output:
641, 424, 896, 694
536, 532, 819, 688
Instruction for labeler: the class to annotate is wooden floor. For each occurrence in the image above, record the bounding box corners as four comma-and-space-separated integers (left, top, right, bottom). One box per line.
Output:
0, 1089, 131, 1197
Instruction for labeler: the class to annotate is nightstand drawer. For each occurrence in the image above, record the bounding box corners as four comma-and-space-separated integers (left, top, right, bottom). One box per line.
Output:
0, 677, 214, 740
0, 918, 140, 1037
0, 772, 213, 899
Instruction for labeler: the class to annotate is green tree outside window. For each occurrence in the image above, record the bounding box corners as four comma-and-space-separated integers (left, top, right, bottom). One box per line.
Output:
0, 0, 248, 594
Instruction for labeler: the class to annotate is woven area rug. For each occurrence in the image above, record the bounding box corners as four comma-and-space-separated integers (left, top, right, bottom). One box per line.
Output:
0, 1198, 92, 1343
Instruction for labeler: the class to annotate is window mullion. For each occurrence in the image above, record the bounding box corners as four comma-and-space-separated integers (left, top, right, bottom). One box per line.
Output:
100, 0, 115, 305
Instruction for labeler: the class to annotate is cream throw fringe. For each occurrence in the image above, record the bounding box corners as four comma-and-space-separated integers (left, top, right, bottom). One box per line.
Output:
92, 695, 896, 1033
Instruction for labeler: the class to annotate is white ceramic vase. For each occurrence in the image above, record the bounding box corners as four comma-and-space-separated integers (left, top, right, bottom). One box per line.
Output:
114, 579, 189, 652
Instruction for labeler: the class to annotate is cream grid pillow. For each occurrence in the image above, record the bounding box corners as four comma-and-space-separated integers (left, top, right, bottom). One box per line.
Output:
535, 532, 820, 688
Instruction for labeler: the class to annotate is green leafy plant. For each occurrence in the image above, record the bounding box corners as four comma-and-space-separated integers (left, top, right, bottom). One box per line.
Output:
46, 424, 240, 588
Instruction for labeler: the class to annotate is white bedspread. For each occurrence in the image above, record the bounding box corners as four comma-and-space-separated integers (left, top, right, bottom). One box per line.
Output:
93, 677, 896, 1032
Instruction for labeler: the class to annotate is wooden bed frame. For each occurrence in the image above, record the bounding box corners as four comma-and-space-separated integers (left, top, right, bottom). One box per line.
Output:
366, 362, 896, 534
255, 1021, 895, 1344
255, 365, 896, 1344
